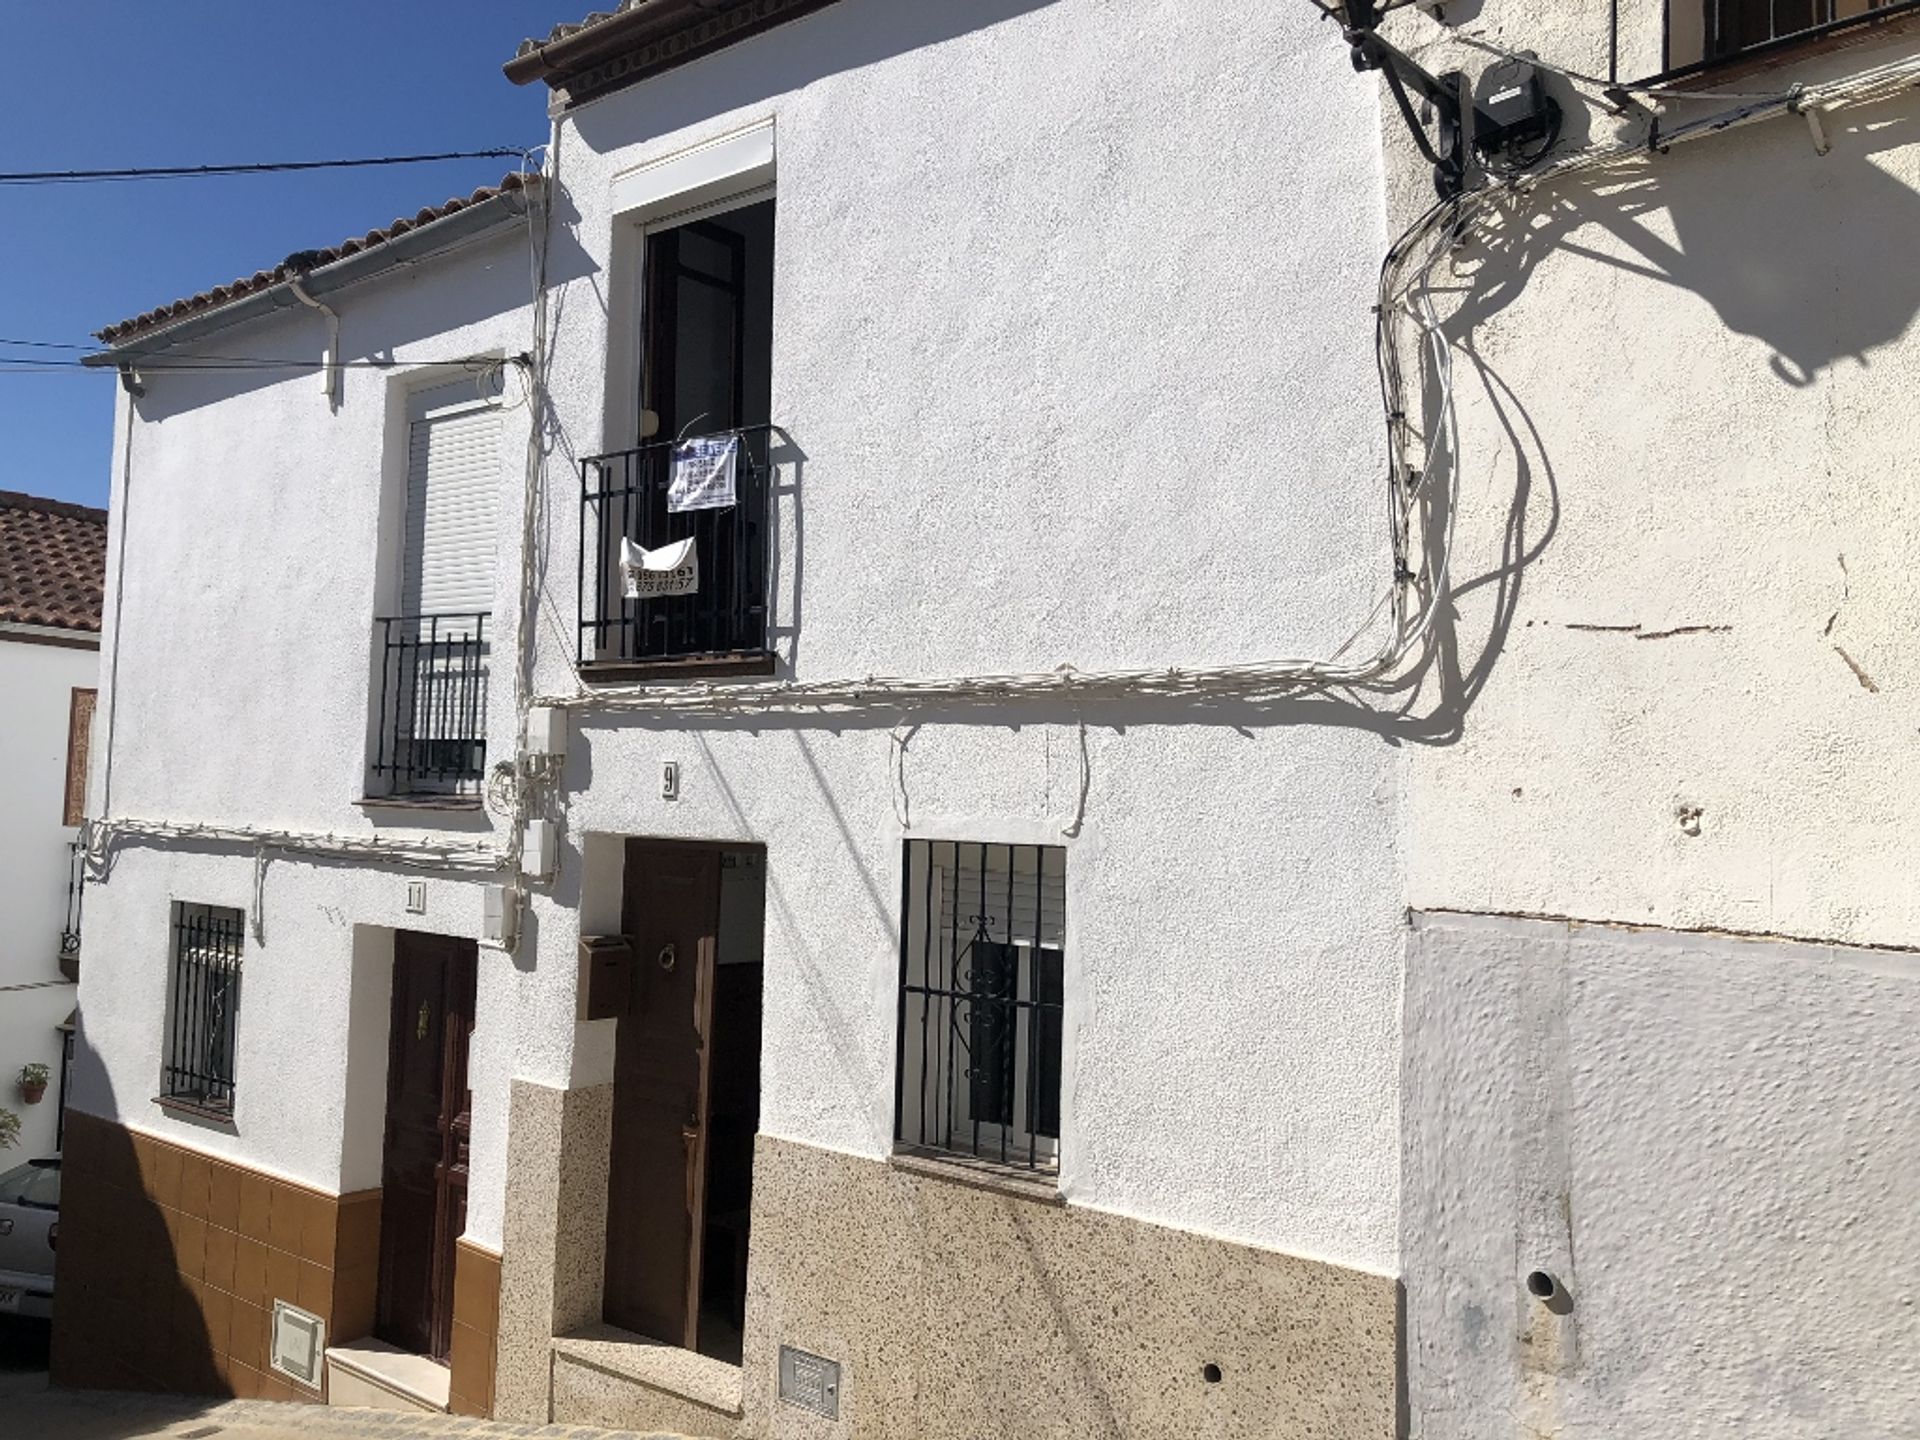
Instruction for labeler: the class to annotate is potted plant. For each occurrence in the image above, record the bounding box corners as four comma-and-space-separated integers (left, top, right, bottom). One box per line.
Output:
18, 1064, 50, 1105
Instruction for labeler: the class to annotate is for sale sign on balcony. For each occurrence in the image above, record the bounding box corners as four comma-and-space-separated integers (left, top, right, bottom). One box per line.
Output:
622, 536, 699, 598
668, 434, 739, 513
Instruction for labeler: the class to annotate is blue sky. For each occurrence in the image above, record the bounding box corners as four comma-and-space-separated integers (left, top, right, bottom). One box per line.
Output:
0, 3, 553, 507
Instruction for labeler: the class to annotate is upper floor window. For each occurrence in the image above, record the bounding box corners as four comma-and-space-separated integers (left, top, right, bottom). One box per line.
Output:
1668, 0, 1902, 69
895, 841, 1066, 1175
369, 377, 501, 799
162, 903, 244, 1116
580, 194, 776, 678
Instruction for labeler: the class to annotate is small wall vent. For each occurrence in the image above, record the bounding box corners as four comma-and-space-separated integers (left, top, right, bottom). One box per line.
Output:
778, 1344, 841, 1419
270, 1299, 326, 1390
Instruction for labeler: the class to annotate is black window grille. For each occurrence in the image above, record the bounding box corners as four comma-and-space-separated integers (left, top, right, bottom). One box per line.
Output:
163, 903, 243, 1114
895, 841, 1066, 1172
1672, 0, 1906, 69
577, 427, 774, 668
370, 613, 489, 796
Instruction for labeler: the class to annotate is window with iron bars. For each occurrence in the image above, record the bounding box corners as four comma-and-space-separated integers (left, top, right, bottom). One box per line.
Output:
162, 903, 243, 1115
1669, 1, 1906, 70
895, 841, 1066, 1174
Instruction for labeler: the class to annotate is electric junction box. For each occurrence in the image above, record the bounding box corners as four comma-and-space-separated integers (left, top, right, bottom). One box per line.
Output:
1473, 54, 1559, 158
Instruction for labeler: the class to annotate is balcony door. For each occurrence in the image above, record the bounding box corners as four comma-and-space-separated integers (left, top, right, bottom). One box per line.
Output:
592, 196, 774, 669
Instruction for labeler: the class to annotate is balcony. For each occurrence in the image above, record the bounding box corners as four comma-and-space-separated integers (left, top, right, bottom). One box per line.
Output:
58, 839, 83, 981
1665, 0, 1915, 76
578, 426, 776, 681
369, 613, 490, 799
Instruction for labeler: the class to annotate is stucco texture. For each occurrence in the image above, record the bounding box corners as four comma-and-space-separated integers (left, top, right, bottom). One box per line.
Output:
1404, 911, 1920, 1438
537, 0, 1404, 1270
1376, 4, 1920, 949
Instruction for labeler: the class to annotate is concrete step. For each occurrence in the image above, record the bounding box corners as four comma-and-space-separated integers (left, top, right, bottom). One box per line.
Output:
324, 1338, 450, 1414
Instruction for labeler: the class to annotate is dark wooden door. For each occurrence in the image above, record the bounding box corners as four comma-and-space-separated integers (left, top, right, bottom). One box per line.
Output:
604, 842, 721, 1347
376, 931, 477, 1361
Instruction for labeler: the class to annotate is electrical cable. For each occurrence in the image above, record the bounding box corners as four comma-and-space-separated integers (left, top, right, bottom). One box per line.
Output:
539, 37, 1920, 721
0, 150, 528, 185
83, 38, 1920, 910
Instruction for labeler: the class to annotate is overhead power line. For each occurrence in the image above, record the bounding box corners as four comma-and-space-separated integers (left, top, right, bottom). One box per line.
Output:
0, 149, 527, 185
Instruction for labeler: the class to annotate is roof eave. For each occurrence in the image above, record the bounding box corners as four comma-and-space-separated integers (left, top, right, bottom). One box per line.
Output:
503, 0, 843, 101
86, 180, 538, 366
503, 4, 675, 87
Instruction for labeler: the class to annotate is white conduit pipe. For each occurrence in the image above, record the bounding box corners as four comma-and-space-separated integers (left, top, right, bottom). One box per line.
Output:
83, 817, 502, 874
89, 56, 1920, 874
286, 275, 341, 410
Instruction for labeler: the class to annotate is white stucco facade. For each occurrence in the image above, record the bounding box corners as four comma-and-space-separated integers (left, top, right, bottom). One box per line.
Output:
0, 632, 94, 1161
59, 0, 1920, 1432
74, 0, 1402, 1275
74, 226, 538, 1245
535, 0, 1401, 1267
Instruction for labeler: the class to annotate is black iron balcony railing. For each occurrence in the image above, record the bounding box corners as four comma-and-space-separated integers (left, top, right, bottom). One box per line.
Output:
371, 613, 490, 796
578, 425, 774, 672
1667, 0, 1914, 76
57, 839, 84, 981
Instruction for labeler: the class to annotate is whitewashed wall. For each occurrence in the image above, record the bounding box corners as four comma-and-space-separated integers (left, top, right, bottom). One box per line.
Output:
539, 0, 1402, 1268
1368, 3, 1920, 1433
0, 636, 93, 1160
76, 229, 539, 1250
1384, 0, 1920, 949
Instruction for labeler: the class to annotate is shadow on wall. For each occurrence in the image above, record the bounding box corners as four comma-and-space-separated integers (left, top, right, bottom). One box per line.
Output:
1456, 96, 1920, 385
567, 0, 1066, 154
1381, 89, 1920, 743
47, 1034, 347, 1413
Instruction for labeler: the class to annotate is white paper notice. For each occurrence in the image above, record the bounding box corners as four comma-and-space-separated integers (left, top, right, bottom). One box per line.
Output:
621, 536, 699, 599
667, 435, 739, 513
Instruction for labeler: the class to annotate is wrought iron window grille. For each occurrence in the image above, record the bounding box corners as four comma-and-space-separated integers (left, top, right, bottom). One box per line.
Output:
163, 903, 244, 1115
370, 613, 490, 796
577, 424, 777, 668
895, 841, 1066, 1173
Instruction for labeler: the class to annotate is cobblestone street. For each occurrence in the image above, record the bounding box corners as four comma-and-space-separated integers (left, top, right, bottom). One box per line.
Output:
3, 1389, 688, 1440
0, 1322, 684, 1440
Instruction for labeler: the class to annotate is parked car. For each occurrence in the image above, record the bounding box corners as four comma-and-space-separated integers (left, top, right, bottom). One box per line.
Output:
0, 1156, 58, 1320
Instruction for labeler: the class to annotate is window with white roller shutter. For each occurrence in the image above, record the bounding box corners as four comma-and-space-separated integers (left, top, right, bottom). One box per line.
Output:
402, 377, 502, 617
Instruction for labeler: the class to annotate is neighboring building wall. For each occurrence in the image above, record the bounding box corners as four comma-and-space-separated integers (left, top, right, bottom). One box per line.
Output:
0, 634, 93, 1159
61, 227, 536, 1396
502, 1, 1405, 1434
1367, 4, 1920, 1435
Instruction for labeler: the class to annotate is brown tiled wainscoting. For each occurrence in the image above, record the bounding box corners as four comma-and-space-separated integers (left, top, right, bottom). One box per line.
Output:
449, 1239, 501, 1416
51, 1111, 381, 1401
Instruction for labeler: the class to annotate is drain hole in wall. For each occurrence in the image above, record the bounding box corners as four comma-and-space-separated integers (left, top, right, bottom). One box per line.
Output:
1526, 1270, 1558, 1300
1202, 1362, 1224, 1384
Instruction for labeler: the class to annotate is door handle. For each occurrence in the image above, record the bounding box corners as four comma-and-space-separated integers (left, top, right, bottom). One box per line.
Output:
682, 1123, 701, 1216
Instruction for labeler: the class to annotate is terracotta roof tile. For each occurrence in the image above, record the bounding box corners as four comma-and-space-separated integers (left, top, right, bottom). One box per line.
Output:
0, 491, 108, 633
94, 171, 536, 347
514, 3, 658, 60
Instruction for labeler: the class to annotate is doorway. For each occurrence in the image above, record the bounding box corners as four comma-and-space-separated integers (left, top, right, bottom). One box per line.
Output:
376, 931, 478, 1362
603, 842, 765, 1364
